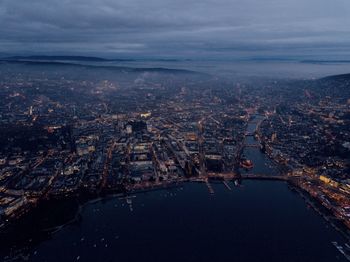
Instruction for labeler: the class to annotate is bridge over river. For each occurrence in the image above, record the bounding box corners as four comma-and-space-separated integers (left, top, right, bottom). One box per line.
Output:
125, 173, 288, 193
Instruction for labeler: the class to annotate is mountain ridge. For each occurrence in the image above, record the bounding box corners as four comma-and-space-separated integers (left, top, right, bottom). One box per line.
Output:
0, 59, 202, 75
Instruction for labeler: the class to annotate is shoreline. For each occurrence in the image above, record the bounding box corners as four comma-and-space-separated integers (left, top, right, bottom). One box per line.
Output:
3, 177, 350, 235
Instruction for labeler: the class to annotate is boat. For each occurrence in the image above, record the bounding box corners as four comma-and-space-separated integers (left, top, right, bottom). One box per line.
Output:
332, 241, 350, 261
240, 159, 254, 169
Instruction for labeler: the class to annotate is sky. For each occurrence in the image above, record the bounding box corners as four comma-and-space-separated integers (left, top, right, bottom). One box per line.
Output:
0, 0, 350, 59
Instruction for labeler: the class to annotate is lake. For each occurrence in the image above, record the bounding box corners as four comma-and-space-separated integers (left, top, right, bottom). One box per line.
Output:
14, 180, 348, 262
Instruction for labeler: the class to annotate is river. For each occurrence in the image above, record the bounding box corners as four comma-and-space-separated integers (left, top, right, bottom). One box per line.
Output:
239, 115, 280, 175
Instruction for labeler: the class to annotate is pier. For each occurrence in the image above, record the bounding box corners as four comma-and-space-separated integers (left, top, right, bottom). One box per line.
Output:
206, 180, 214, 194
222, 180, 232, 190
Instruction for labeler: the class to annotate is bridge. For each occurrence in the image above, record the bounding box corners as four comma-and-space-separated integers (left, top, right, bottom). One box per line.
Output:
244, 144, 261, 148
207, 172, 237, 180
241, 174, 288, 181
206, 173, 287, 181
124, 173, 288, 193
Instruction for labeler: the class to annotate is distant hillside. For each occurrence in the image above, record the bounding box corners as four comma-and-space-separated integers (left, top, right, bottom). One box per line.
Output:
306, 73, 350, 102
320, 73, 350, 82
301, 60, 350, 64
4, 55, 110, 61
2, 55, 136, 62
0, 59, 202, 75
1, 55, 192, 63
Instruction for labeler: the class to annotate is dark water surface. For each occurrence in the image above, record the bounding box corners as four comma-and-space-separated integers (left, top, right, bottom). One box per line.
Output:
20, 181, 347, 262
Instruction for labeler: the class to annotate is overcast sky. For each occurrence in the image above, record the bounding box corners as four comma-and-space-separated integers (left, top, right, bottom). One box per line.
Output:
1, 0, 350, 59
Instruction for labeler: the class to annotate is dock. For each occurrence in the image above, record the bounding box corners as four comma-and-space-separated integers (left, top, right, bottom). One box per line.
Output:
205, 181, 214, 194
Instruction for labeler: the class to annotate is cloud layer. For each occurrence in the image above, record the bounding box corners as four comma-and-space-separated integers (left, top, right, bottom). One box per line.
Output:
1, 0, 350, 58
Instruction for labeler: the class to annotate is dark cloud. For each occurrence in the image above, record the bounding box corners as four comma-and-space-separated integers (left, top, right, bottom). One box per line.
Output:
0, 0, 350, 58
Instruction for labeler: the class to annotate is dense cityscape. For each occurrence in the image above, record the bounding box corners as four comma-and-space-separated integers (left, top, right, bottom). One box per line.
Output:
0, 58, 349, 260
2, 0, 350, 260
